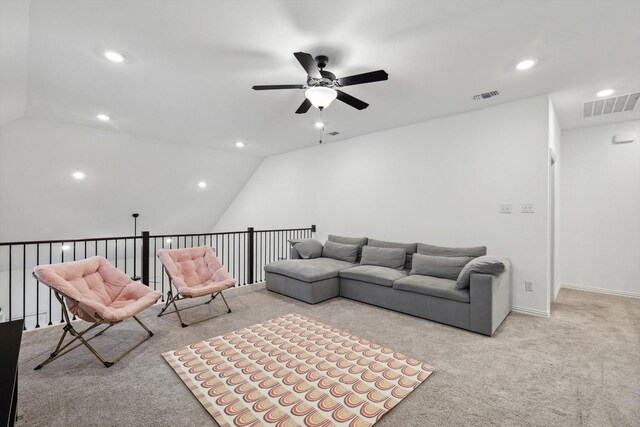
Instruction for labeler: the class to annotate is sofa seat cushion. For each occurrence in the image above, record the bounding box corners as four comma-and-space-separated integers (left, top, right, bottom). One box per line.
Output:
393, 275, 470, 303
264, 258, 353, 282
339, 265, 409, 287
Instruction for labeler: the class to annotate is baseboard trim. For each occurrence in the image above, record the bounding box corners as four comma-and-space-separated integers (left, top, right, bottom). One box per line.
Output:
511, 305, 550, 318
561, 283, 640, 299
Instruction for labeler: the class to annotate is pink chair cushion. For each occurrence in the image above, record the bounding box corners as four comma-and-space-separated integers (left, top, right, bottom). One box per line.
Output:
34, 256, 162, 323
157, 246, 236, 297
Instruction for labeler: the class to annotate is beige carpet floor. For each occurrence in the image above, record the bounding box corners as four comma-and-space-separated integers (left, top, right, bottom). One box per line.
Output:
15, 285, 640, 426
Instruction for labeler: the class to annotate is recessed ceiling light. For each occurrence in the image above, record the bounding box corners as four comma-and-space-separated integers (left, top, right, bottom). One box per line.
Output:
72, 171, 85, 180
104, 50, 125, 63
314, 121, 324, 129
198, 181, 207, 188
235, 141, 245, 148
61, 244, 71, 251
96, 114, 110, 121
516, 59, 536, 71
596, 89, 614, 97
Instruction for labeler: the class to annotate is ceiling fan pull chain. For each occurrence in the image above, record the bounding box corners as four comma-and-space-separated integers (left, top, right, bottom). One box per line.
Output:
319, 110, 325, 144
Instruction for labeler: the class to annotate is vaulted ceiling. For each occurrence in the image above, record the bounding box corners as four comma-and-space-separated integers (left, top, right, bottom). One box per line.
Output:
2, 0, 640, 157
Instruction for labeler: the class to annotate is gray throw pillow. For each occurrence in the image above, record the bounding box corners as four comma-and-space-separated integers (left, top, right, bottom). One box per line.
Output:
360, 246, 406, 270
322, 241, 359, 263
328, 235, 368, 260
288, 239, 323, 259
411, 254, 473, 280
417, 243, 487, 258
456, 256, 510, 289
368, 238, 417, 270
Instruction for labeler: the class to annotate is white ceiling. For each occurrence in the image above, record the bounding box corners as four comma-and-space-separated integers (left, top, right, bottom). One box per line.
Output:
6, 0, 640, 156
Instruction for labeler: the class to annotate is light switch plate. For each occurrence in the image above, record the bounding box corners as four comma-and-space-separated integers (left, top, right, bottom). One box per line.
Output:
522, 203, 535, 213
499, 203, 512, 214
525, 280, 534, 292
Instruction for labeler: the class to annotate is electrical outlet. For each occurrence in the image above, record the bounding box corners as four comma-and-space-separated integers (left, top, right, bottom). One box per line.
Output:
499, 203, 512, 214
525, 280, 534, 292
522, 203, 535, 213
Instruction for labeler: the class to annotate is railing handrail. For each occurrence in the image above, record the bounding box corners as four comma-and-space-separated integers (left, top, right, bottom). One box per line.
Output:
147, 230, 249, 239
0, 226, 314, 247
0, 235, 140, 247
253, 227, 314, 233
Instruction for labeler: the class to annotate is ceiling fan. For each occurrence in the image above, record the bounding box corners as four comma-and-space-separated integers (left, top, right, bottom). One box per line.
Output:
252, 52, 388, 114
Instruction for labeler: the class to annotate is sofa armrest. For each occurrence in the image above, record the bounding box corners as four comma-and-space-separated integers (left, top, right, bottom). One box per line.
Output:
469, 267, 511, 336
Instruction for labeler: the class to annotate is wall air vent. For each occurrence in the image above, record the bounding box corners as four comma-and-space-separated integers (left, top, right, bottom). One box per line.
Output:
583, 92, 639, 118
473, 90, 499, 100
328, 131, 340, 136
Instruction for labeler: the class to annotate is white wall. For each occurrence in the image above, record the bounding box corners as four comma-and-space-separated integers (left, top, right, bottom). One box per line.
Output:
215, 95, 553, 315
0, 118, 262, 240
560, 120, 640, 297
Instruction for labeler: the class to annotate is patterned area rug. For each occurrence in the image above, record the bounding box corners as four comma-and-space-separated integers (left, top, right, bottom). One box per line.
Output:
163, 313, 434, 427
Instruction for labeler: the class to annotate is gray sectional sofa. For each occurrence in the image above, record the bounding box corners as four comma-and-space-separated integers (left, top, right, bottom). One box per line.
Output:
264, 235, 511, 336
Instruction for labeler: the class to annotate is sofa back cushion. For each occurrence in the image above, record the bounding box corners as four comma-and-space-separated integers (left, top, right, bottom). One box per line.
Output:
322, 241, 359, 263
359, 246, 406, 270
417, 243, 486, 258
411, 253, 473, 280
328, 235, 368, 261
368, 238, 417, 270
288, 238, 323, 259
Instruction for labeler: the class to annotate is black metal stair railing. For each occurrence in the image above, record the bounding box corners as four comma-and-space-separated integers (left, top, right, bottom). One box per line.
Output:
0, 225, 315, 330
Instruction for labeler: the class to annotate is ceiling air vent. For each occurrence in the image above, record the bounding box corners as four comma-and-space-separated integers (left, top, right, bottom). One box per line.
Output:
328, 131, 340, 136
583, 92, 639, 118
473, 90, 499, 100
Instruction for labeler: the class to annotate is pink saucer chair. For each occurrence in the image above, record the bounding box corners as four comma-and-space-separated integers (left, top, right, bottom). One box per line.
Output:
33, 256, 162, 368
157, 246, 236, 327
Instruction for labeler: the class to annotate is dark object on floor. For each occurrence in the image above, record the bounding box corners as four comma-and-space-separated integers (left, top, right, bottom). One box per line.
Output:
0, 319, 23, 427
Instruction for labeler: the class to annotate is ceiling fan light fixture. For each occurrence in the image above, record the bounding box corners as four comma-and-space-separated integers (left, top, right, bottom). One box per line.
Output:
305, 87, 337, 110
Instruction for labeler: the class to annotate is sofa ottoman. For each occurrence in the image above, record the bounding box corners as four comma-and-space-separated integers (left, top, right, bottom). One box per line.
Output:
264, 257, 354, 304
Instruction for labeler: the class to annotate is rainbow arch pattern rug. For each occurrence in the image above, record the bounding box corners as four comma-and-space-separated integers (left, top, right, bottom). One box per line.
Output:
162, 313, 434, 427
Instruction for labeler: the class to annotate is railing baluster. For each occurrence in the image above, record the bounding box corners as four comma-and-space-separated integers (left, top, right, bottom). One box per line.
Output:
48, 243, 52, 325
153, 237, 157, 291
60, 242, 65, 323
262, 232, 266, 281
161, 237, 166, 301
22, 244, 26, 329
36, 244, 40, 328
8, 245, 12, 323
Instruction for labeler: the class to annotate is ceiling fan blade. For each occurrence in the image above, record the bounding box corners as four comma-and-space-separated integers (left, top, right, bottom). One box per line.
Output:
293, 52, 322, 79
337, 70, 388, 87
295, 98, 312, 114
336, 90, 369, 110
252, 84, 305, 90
